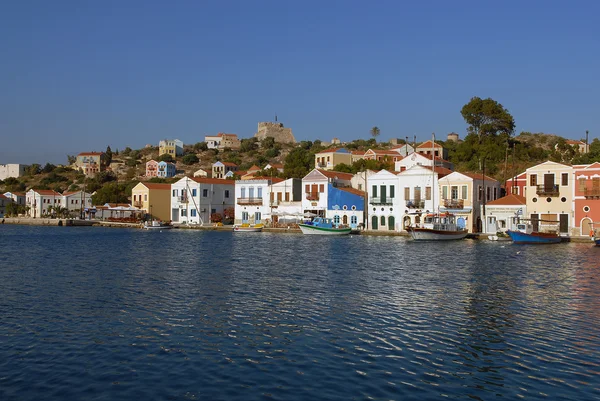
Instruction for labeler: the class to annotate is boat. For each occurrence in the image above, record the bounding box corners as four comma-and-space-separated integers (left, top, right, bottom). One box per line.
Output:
406, 133, 468, 241
506, 222, 561, 244
233, 224, 263, 232
589, 222, 600, 246
298, 217, 352, 235
407, 212, 469, 241
143, 220, 172, 230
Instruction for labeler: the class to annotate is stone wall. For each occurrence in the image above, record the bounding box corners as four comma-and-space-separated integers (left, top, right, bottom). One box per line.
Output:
254, 122, 296, 144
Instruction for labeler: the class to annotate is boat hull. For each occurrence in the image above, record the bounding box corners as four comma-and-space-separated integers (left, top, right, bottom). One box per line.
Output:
144, 225, 172, 230
594, 238, 600, 246
298, 224, 352, 235
233, 226, 263, 232
407, 227, 468, 241
507, 230, 561, 244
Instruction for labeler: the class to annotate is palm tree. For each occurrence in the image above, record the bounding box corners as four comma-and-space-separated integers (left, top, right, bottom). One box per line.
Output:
370, 126, 381, 140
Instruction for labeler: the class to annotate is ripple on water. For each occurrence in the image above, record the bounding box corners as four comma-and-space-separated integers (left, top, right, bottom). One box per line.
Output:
1, 227, 600, 400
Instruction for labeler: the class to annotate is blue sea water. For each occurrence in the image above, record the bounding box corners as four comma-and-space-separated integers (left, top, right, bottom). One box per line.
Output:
0, 225, 599, 401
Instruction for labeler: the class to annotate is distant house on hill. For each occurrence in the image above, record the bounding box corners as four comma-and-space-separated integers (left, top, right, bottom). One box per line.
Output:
212, 161, 239, 179
159, 139, 184, 157
205, 133, 241, 150
75, 152, 107, 177
314, 148, 352, 170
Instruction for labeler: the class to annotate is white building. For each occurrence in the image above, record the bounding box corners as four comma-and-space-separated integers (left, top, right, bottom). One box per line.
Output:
269, 178, 303, 224
193, 168, 210, 178
62, 190, 93, 217
367, 170, 402, 231
301, 169, 354, 218
26, 189, 63, 218
0, 194, 10, 217
170, 176, 235, 225
395, 151, 453, 172
3, 191, 26, 206
234, 177, 282, 225
483, 194, 527, 234
0, 164, 26, 180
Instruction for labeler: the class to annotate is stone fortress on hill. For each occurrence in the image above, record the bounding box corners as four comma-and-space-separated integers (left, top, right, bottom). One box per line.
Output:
254, 122, 296, 144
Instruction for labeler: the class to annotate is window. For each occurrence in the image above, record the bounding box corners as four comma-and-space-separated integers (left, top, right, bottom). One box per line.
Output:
404, 187, 410, 200
191, 209, 196, 217
451, 186, 458, 200
249, 187, 254, 198
373, 185, 378, 198
192, 189, 197, 197
426, 187, 431, 200
358, 184, 362, 191
305, 184, 310, 193
442, 186, 448, 199
240, 187, 245, 199
319, 184, 324, 192
144, 194, 148, 201
334, 215, 340, 225
530, 174, 537, 186
256, 212, 261, 223
173, 189, 177, 197
203, 189, 208, 197
181, 209, 187, 217
462, 185, 468, 200
211, 209, 216, 214
487, 187, 491, 200
493, 187, 497, 199
351, 216, 357, 225
478, 186, 482, 201
257, 187, 262, 198
561, 173, 568, 186
579, 178, 586, 192
285, 192, 289, 201
390, 185, 395, 198
380, 216, 385, 226
225, 190, 230, 198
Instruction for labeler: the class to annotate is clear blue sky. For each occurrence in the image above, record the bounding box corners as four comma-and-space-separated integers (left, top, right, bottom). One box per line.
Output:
1, 0, 598, 164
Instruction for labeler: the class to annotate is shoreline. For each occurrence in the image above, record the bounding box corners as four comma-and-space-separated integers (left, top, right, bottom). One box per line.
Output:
2, 217, 596, 242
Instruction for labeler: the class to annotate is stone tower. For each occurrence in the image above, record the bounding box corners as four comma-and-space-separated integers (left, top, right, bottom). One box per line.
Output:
254, 122, 296, 144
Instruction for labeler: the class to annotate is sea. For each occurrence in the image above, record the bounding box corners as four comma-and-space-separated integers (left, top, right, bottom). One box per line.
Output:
1, 225, 599, 401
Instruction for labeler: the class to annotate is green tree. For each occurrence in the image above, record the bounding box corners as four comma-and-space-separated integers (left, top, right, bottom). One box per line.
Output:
370, 126, 381, 140
461, 97, 515, 141
91, 182, 129, 205
182, 154, 199, 165
26, 164, 41, 176
193, 142, 209, 152
42, 163, 56, 173
105, 146, 113, 165
283, 147, 312, 178
240, 138, 258, 153
67, 155, 77, 165
261, 136, 276, 149
158, 153, 174, 162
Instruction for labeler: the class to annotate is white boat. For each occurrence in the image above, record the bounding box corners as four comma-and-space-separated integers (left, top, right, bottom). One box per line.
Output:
298, 217, 352, 235
144, 221, 172, 230
406, 133, 467, 241
233, 224, 263, 232
407, 213, 468, 240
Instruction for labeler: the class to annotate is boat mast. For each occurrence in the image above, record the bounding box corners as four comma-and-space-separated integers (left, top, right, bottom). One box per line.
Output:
431, 132, 436, 215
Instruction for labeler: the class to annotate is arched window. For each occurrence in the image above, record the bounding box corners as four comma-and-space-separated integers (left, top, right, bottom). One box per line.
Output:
380, 215, 385, 227
388, 216, 395, 230
342, 215, 348, 225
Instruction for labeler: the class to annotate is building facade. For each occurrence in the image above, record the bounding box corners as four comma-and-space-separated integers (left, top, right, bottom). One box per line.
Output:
170, 177, 235, 225
75, 152, 107, 177
131, 182, 172, 222
314, 148, 353, 171
159, 139, 184, 157
0, 164, 26, 180
146, 160, 159, 177
212, 161, 238, 179
157, 161, 176, 178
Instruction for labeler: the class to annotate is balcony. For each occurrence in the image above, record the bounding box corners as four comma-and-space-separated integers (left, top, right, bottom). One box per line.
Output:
237, 197, 263, 205
406, 199, 425, 209
536, 184, 559, 197
306, 193, 320, 201
370, 197, 393, 205
584, 188, 600, 199
178, 196, 189, 203
133, 201, 143, 208
443, 199, 464, 209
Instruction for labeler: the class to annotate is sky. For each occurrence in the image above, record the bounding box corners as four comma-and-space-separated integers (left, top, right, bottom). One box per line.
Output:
1, 0, 598, 165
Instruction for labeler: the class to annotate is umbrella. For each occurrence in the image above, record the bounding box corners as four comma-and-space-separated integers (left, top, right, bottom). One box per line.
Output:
303, 212, 317, 218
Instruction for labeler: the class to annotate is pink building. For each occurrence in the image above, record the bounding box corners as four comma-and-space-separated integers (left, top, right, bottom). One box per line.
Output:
574, 162, 600, 236
146, 160, 159, 177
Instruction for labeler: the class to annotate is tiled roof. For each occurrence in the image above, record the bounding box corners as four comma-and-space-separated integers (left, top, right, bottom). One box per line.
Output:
140, 183, 171, 190
31, 189, 62, 195
366, 149, 400, 155
8, 192, 25, 196
337, 187, 366, 197
190, 177, 235, 185
423, 166, 453, 177
78, 152, 104, 156
0, 194, 8, 200
351, 150, 366, 155
267, 163, 283, 168
487, 194, 526, 206
416, 140, 443, 149
461, 172, 497, 182
566, 139, 584, 145
220, 162, 238, 167
248, 165, 261, 172
317, 169, 354, 181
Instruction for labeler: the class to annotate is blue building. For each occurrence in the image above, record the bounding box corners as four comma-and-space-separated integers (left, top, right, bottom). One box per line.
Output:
326, 184, 365, 229
157, 161, 176, 178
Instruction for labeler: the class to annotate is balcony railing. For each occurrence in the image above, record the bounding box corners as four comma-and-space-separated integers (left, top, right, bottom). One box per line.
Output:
178, 196, 189, 203
443, 199, 464, 209
406, 199, 425, 209
536, 184, 559, 196
133, 201, 143, 208
306, 193, 320, 201
370, 197, 393, 205
237, 197, 263, 205
584, 188, 600, 198
316, 163, 328, 168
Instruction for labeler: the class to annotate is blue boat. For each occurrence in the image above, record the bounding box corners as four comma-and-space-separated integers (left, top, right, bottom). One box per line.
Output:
507, 223, 562, 244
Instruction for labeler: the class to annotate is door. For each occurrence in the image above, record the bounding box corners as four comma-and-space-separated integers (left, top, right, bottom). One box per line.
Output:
559, 213, 569, 234
380, 185, 387, 204
388, 216, 395, 230
544, 174, 554, 192
372, 215, 378, 230
582, 218, 592, 236
531, 214, 539, 232
343, 215, 348, 225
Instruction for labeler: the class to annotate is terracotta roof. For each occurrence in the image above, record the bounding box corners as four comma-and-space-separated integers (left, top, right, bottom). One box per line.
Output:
337, 187, 366, 197
366, 149, 400, 155
30, 189, 62, 195
140, 183, 171, 190
487, 193, 526, 206
316, 147, 347, 154
351, 150, 366, 155
391, 144, 411, 149
0, 194, 8, 200
248, 165, 261, 172
416, 140, 443, 149
62, 191, 81, 196
566, 139, 584, 145
241, 177, 284, 183
461, 172, 497, 181
190, 177, 235, 185
423, 166, 453, 177
7, 192, 25, 196
78, 152, 104, 156
220, 162, 238, 167
267, 163, 283, 168
317, 169, 354, 181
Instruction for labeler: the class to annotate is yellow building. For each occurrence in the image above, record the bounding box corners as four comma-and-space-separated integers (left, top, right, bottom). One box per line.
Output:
75, 152, 107, 177
159, 139, 184, 157
131, 182, 172, 222
314, 148, 353, 170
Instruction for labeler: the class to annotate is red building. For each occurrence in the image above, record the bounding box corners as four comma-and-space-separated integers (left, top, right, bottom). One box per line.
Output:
574, 163, 600, 236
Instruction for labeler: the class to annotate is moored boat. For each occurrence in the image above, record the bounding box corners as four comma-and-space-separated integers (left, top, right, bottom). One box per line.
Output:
299, 217, 352, 235
407, 212, 468, 241
233, 224, 263, 232
506, 222, 561, 244
144, 220, 172, 230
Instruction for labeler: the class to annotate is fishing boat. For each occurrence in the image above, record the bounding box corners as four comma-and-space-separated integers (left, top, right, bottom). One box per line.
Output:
590, 222, 600, 246
143, 220, 172, 230
406, 133, 468, 241
233, 224, 263, 232
299, 217, 352, 235
407, 212, 468, 241
506, 222, 561, 244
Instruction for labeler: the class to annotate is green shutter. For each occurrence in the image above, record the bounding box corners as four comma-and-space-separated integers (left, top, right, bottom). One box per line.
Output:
390, 185, 395, 198
372, 185, 377, 198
